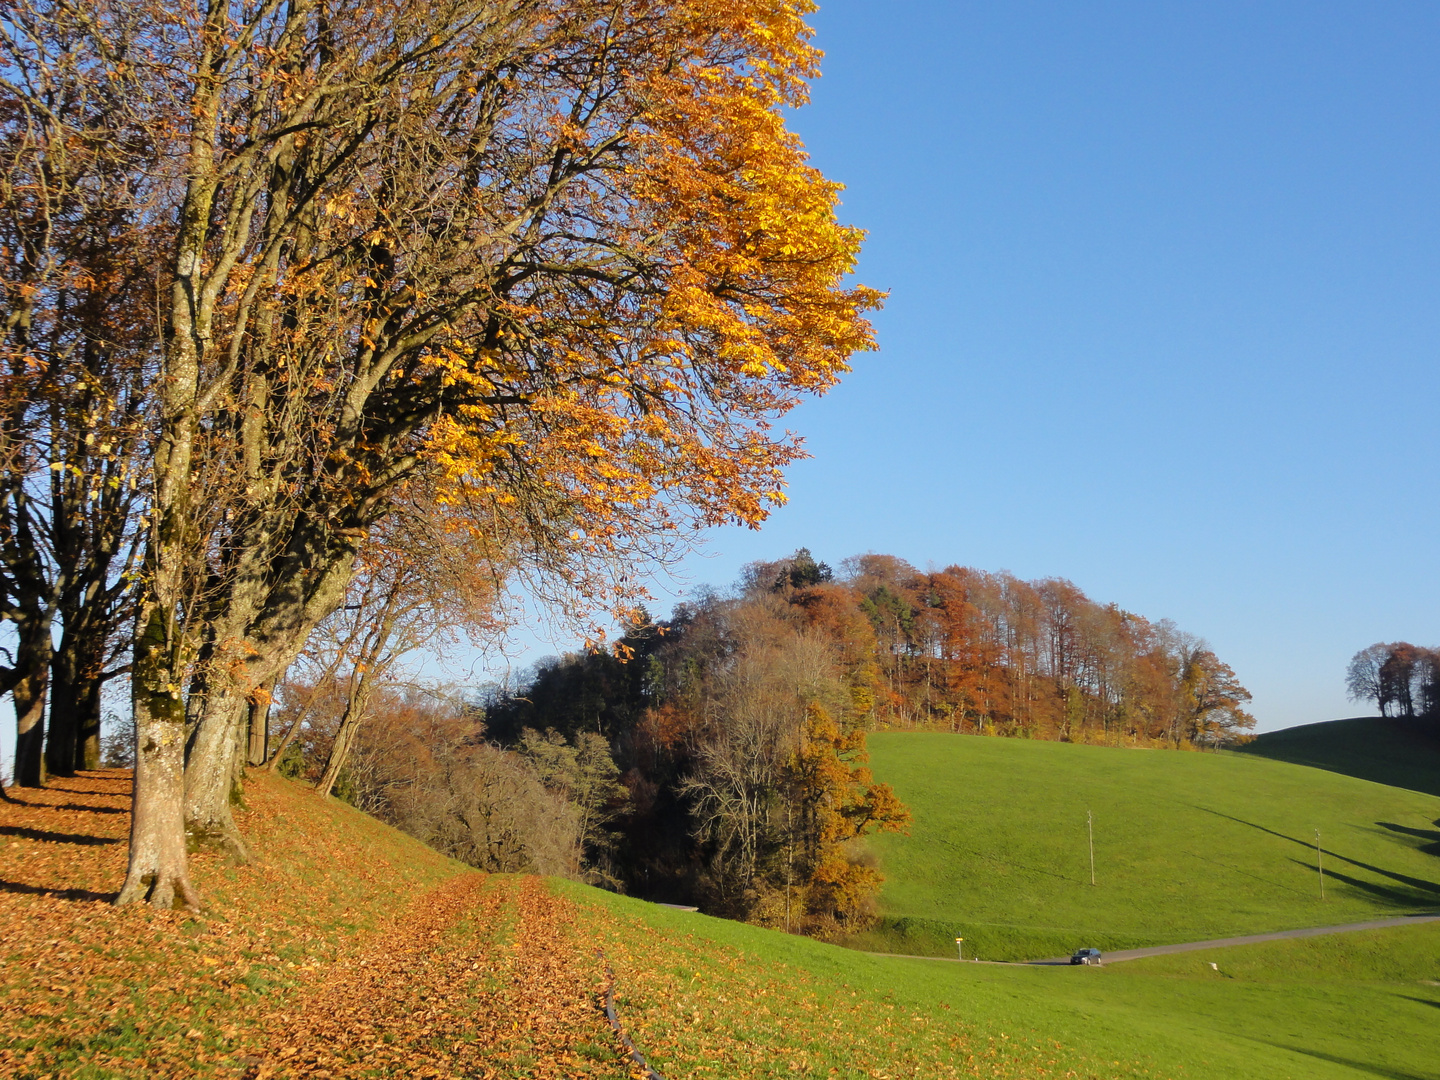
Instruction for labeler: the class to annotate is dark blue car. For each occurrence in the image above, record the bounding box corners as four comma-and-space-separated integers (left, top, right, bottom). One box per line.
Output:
1070, 948, 1103, 966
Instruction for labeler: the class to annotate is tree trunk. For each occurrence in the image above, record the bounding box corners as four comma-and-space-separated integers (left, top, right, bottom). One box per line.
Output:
51, 578, 121, 771
246, 678, 274, 766
117, 604, 199, 910
11, 620, 52, 787
183, 690, 250, 861
78, 676, 102, 769
318, 678, 373, 799
46, 623, 89, 778
183, 545, 356, 840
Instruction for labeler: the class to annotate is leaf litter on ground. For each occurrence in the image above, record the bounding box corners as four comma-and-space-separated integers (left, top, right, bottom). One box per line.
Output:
2, 770, 1124, 1078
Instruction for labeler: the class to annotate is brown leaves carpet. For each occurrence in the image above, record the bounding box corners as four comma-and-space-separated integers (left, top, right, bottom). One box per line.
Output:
0, 772, 637, 1079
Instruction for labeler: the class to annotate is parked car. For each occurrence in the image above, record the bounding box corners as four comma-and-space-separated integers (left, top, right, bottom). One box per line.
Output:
1070, 948, 1103, 966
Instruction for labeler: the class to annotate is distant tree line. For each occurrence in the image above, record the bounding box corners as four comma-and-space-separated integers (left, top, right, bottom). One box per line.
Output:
475, 549, 1253, 929
1346, 643, 1440, 720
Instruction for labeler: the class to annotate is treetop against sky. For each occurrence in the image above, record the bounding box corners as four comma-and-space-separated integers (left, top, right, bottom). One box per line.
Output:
495, 1, 1440, 733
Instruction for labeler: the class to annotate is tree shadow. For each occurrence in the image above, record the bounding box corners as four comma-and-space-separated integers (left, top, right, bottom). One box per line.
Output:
1262, 1042, 1439, 1080
1285, 859, 1440, 909
1181, 849, 1311, 897
1376, 821, 1440, 857
1395, 996, 1440, 1013
44, 802, 128, 816
0, 825, 122, 847
1237, 717, 1440, 799
0, 879, 119, 903
1198, 807, 1440, 909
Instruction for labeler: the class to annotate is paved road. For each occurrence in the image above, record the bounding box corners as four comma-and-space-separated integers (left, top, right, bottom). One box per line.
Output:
1031, 913, 1440, 965
865, 912, 1440, 967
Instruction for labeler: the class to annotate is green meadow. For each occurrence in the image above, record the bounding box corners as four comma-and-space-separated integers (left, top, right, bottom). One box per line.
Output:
550, 720, 1440, 1079
849, 728, 1440, 961
567, 883, 1440, 1080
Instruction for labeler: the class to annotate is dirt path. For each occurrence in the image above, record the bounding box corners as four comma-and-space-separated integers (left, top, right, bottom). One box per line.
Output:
241, 874, 632, 1079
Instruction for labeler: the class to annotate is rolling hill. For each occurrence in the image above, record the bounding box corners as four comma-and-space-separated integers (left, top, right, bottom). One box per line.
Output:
4, 724, 1438, 1080
852, 730, 1440, 962
1238, 715, 1440, 798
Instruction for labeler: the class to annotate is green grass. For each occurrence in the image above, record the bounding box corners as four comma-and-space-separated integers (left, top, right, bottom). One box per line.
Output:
563, 880, 1440, 1080
1239, 716, 1440, 798
852, 731, 1440, 961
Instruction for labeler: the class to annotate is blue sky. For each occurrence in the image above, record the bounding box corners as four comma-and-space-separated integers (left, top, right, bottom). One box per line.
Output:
5, 3, 1432, 779
514, 1, 1440, 731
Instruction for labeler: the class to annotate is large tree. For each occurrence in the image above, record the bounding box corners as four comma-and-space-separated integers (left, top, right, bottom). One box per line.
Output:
2, 0, 878, 907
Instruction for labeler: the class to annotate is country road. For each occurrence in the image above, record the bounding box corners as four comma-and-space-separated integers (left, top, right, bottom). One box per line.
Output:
865, 912, 1440, 967
1034, 912, 1440, 965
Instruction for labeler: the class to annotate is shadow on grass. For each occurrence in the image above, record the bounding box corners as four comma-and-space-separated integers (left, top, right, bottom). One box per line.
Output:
1285, 860, 1440, 909
1396, 996, 1440, 1013
1377, 821, 1440, 857
0, 825, 121, 846
1181, 848, 1312, 897
0, 879, 118, 903
1265, 1042, 1439, 1080
1199, 807, 1440, 909
1237, 717, 1440, 799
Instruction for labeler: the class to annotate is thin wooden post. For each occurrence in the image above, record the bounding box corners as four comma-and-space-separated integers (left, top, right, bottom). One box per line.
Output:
1088, 810, 1096, 886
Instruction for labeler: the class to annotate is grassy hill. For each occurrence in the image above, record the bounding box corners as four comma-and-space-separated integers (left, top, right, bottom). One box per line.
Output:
852, 731, 1440, 962
5, 754, 1438, 1079
578, 882, 1440, 1080
1238, 715, 1440, 798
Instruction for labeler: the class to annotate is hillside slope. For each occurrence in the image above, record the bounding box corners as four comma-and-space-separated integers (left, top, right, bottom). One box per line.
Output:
0, 772, 630, 1078
3, 767, 1436, 1079
1238, 716, 1440, 798
855, 731, 1440, 961
0, 771, 1122, 1079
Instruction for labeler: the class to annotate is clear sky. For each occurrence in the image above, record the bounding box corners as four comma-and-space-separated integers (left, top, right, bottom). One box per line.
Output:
519, 0, 1440, 732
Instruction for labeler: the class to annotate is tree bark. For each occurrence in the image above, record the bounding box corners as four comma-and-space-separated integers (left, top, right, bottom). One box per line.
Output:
46, 621, 94, 778
183, 542, 355, 848
78, 675, 102, 770
46, 648, 79, 778
117, 604, 199, 910
318, 677, 373, 799
11, 616, 52, 787
182, 689, 250, 860
246, 679, 274, 767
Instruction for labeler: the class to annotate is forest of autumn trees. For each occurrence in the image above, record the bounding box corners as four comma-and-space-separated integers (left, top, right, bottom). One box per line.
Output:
474, 548, 1254, 929
1346, 642, 1440, 722
0, 0, 881, 909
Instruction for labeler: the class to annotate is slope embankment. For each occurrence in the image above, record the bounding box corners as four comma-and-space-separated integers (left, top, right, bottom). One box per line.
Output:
2, 770, 1139, 1079
0, 772, 631, 1078
1238, 715, 1440, 797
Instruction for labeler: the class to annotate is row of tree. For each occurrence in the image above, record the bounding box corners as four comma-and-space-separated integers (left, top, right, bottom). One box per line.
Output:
472, 549, 1251, 928
0, 0, 881, 911
1346, 642, 1440, 720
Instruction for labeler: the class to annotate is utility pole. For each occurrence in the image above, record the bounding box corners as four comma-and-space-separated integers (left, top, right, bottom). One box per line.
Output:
1315, 829, 1325, 900
1088, 810, 1096, 886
